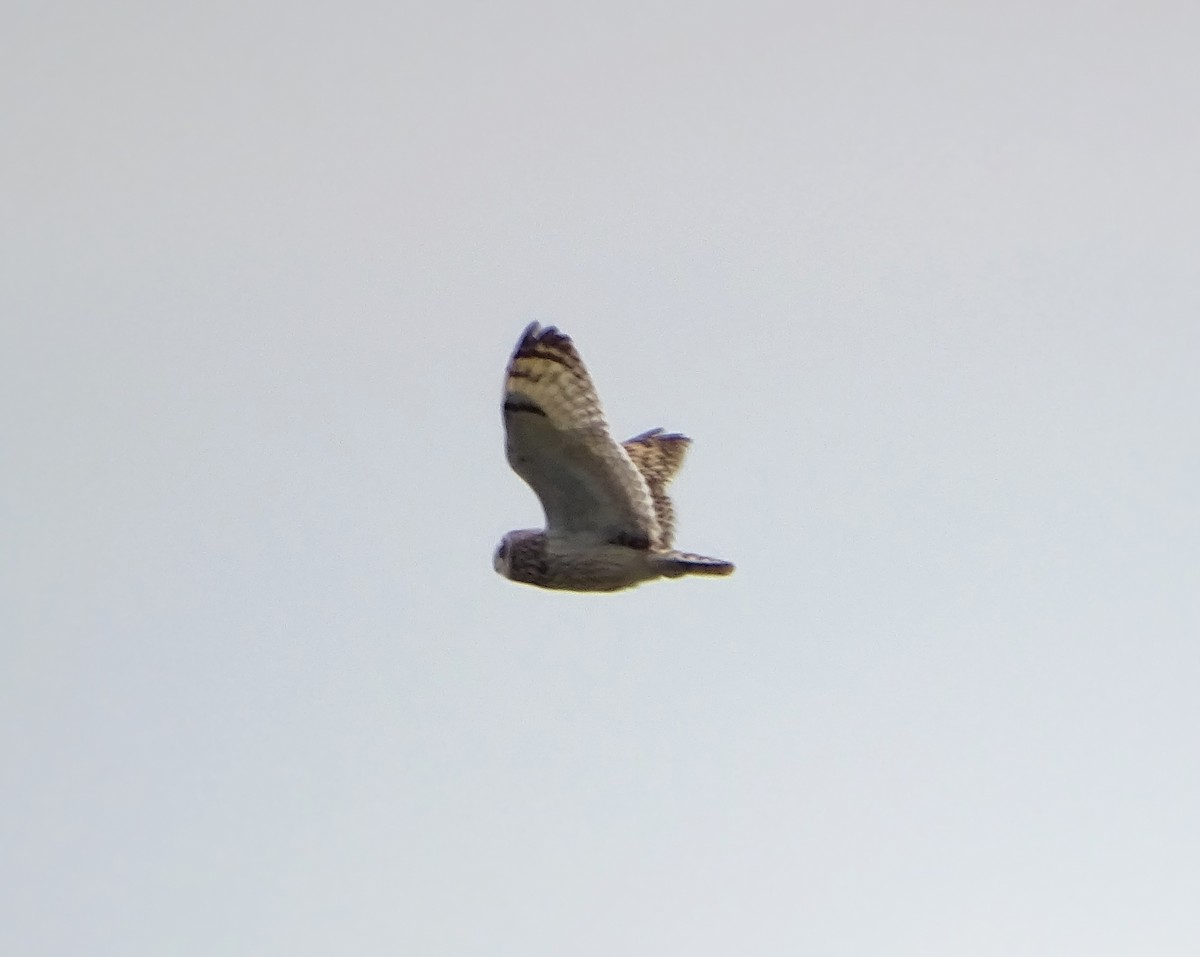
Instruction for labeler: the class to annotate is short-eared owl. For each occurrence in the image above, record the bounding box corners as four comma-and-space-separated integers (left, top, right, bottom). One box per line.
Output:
494, 323, 734, 592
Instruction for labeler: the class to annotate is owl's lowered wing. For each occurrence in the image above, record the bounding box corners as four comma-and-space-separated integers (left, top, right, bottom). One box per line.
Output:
502, 323, 659, 546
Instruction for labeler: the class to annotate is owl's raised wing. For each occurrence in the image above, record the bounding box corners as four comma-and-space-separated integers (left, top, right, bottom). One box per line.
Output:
502, 323, 659, 547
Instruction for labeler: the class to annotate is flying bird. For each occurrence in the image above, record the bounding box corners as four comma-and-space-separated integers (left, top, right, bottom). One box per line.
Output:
494, 322, 735, 592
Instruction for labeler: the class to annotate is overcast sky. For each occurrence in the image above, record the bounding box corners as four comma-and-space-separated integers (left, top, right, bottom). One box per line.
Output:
3, 1, 1198, 954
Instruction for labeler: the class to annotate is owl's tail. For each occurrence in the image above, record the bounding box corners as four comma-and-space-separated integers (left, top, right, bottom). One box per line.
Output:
650, 550, 736, 579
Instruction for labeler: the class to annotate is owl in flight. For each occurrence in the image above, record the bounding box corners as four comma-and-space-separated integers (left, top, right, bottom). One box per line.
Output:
494, 323, 735, 592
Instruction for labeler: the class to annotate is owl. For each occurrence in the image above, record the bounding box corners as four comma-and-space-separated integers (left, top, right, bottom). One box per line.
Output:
494, 323, 735, 592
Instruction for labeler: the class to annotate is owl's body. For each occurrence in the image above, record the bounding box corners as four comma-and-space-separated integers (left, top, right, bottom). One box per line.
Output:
494, 323, 734, 593
496, 530, 656, 592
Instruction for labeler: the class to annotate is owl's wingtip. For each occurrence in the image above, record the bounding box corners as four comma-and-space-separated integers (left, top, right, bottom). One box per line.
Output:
515, 321, 542, 350
513, 322, 575, 359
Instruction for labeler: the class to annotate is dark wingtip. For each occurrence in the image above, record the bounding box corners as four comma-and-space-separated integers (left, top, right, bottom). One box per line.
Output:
625, 428, 691, 446
514, 322, 574, 360
515, 322, 542, 353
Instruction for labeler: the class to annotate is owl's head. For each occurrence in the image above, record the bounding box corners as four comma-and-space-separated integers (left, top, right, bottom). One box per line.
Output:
493, 528, 546, 583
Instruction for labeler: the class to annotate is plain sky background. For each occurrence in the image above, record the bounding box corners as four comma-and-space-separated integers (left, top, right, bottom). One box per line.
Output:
3, 1, 1198, 954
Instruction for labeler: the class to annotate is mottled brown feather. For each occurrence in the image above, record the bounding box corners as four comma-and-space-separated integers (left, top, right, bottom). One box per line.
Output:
622, 428, 691, 549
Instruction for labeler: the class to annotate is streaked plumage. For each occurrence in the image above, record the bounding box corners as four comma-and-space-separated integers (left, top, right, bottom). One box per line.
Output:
494, 323, 734, 592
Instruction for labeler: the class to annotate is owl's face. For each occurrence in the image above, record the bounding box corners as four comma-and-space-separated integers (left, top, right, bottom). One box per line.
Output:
493, 529, 544, 582
492, 535, 514, 577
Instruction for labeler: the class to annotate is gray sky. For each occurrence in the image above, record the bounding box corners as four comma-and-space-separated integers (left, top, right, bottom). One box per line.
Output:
3, 1, 1198, 954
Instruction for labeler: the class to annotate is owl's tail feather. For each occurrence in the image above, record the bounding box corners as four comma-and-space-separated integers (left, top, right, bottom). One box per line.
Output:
650, 551, 736, 579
